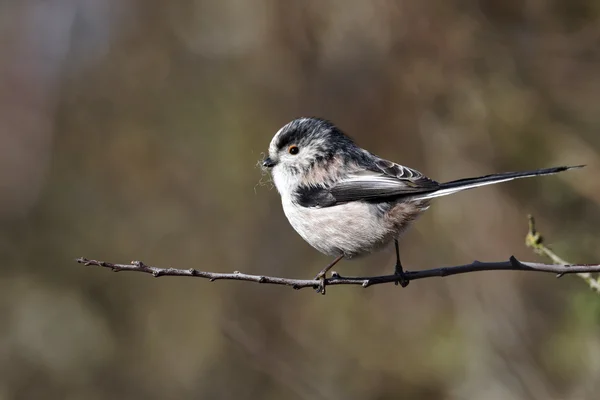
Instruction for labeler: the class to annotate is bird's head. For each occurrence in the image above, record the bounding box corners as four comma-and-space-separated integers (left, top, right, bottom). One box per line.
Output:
262, 117, 357, 194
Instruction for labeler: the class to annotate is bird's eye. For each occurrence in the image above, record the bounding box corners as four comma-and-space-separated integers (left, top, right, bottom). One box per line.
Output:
288, 145, 299, 155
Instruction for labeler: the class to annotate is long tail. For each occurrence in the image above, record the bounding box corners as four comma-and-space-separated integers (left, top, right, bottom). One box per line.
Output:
412, 165, 584, 201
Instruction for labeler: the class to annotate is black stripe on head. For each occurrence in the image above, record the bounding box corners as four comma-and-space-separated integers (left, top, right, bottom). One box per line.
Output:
275, 117, 354, 152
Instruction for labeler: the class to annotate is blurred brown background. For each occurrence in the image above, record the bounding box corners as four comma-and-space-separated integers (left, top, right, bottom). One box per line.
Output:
1, 1, 600, 399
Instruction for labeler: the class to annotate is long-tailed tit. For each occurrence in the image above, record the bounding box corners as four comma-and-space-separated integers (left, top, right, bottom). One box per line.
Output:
262, 117, 582, 287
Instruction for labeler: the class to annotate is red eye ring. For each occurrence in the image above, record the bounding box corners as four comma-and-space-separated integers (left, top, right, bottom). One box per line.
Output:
288, 145, 299, 155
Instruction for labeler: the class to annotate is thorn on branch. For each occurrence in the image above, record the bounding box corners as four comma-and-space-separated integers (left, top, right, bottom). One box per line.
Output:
509, 255, 521, 268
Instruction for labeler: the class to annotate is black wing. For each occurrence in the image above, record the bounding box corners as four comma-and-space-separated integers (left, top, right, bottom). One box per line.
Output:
294, 158, 439, 208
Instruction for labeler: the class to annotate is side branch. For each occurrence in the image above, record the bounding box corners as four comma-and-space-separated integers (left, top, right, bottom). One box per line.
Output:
526, 215, 600, 292
75, 257, 600, 291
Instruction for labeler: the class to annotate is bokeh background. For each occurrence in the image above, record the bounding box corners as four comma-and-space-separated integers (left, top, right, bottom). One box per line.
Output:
1, 1, 600, 399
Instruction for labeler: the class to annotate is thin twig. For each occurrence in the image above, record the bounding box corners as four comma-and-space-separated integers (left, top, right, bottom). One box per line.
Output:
75, 256, 600, 294
526, 215, 600, 292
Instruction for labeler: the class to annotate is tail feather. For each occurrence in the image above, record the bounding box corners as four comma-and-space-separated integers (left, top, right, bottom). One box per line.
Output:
411, 165, 584, 201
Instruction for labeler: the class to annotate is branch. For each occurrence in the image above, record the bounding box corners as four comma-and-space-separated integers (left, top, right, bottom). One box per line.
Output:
526, 215, 600, 293
75, 255, 600, 294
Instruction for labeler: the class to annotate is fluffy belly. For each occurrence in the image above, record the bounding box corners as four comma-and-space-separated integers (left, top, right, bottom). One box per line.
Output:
281, 198, 396, 257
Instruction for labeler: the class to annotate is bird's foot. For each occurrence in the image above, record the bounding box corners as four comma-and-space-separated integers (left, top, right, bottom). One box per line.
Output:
394, 263, 410, 288
313, 271, 327, 295
312, 255, 345, 295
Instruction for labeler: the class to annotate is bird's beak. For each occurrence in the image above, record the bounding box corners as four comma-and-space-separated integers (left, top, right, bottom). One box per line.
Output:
262, 157, 276, 168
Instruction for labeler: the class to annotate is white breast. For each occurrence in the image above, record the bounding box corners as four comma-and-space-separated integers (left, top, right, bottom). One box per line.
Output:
280, 196, 394, 257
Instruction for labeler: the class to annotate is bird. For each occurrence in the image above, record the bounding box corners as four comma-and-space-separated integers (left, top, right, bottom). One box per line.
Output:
261, 117, 582, 287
